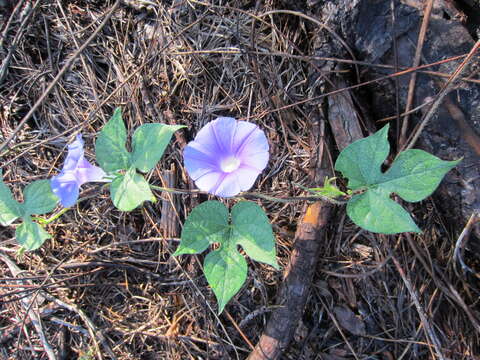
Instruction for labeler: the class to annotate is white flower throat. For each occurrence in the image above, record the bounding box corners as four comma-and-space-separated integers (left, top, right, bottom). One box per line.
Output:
220, 156, 240, 173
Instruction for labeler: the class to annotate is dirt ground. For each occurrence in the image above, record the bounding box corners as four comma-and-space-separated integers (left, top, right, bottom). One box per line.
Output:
0, 1, 479, 359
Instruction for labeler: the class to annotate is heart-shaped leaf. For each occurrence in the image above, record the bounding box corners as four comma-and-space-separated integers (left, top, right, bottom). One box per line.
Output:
335, 125, 390, 190
131, 123, 186, 173
346, 188, 420, 234
16, 217, 51, 251
22, 180, 58, 216
335, 124, 460, 234
95, 107, 131, 172
204, 247, 248, 314
173, 201, 229, 256
110, 167, 156, 211
0, 171, 22, 226
174, 200, 278, 313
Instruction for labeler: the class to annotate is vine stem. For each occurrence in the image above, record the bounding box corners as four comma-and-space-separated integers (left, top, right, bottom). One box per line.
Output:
34, 207, 70, 225
149, 184, 347, 205
33, 184, 346, 227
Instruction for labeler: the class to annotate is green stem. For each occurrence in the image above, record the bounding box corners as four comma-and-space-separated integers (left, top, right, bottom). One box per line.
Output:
34, 207, 70, 225
31, 189, 106, 225
149, 185, 346, 205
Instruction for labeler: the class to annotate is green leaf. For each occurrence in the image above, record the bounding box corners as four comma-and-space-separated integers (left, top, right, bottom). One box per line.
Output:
347, 189, 420, 234
380, 149, 460, 202
22, 180, 58, 215
231, 202, 279, 269
174, 200, 278, 312
131, 123, 186, 173
110, 167, 155, 211
335, 125, 390, 190
0, 172, 22, 226
335, 124, 460, 234
173, 201, 229, 256
204, 247, 248, 314
95, 107, 131, 172
16, 217, 51, 251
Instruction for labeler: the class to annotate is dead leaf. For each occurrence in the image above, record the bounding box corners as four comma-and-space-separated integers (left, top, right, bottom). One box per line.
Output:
333, 306, 366, 335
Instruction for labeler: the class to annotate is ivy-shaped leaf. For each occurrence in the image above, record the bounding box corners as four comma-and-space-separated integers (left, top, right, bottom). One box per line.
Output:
16, 216, 51, 251
95, 107, 184, 211
0, 171, 22, 226
95, 107, 131, 172
110, 167, 156, 212
0, 173, 58, 250
131, 123, 186, 173
335, 124, 460, 234
174, 200, 278, 313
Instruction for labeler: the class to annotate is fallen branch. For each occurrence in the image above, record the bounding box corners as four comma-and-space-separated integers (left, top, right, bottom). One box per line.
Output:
247, 202, 333, 360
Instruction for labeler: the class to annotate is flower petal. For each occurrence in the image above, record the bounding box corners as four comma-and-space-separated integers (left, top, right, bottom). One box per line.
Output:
191, 120, 225, 158
62, 134, 85, 172
76, 159, 107, 185
240, 151, 269, 172
208, 117, 238, 154
211, 166, 262, 197
237, 128, 269, 171
235, 166, 262, 191
183, 143, 220, 181
237, 127, 269, 157
193, 171, 225, 194
231, 120, 260, 154
184, 117, 270, 197
50, 172, 80, 208
213, 172, 242, 197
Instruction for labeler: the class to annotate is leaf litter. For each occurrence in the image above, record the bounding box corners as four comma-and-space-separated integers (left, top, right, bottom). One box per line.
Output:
0, 1, 479, 359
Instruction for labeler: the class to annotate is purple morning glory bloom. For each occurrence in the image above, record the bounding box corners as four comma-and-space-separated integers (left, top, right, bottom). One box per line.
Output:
183, 117, 269, 197
51, 134, 107, 207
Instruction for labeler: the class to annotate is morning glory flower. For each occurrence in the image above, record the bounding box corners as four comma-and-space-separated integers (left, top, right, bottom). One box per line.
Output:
183, 117, 269, 197
51, 134, 107, 207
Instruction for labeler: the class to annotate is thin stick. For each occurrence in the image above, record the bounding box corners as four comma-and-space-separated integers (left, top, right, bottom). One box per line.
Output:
224, 310, 255, 351
399, 0, 434, 148
453, 212, 480, 274
0, 252, 57, 360
0, 0, 122, 154
0, 0, 40, 84
390, 0, 401, 142
403, 40, 480, 151
390, 255, 446, 360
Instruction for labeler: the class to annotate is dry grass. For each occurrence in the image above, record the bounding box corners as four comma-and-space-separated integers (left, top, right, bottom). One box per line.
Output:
0, 1, 479, 359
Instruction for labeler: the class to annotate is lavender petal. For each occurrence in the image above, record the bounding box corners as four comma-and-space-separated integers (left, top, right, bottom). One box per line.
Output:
239, 150, 269, 172
184, 145, 220, 180
193, 171, 225, 194
231, 120, 259, 154
76, 159, 107, 184
62, 134, 85, 172
209, 117, 237, 153
213, 172, 241, 197
237, 128, 269, 158
51, 173, 80, 208
191, 120, 225, 157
